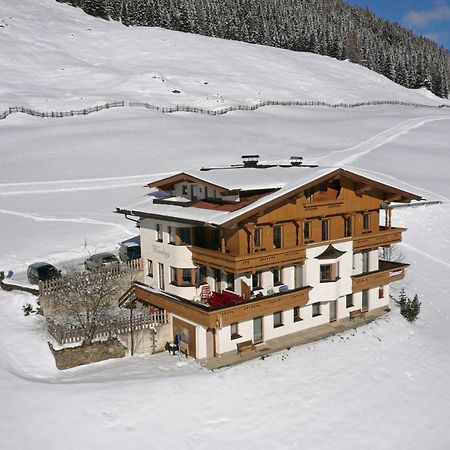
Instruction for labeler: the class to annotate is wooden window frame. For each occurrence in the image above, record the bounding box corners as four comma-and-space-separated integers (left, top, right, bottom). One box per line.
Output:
312, 302, 321, 317
346, 293, 353, 308
170, 267, 196, 287
230, 322, 241, 340
321, 219, 330, 241
344, 216, 352, 238
273, 225, 282, 249
363, 212, 371, 231
273, 268, 282, 286
303, 221, 312, 242
252, 272, 262, 291
273, 311, 283, 328
254, 228, 262, 247
293, 306, 302, 322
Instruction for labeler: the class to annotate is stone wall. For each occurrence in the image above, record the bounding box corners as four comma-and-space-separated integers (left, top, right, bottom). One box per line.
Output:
49, 338, 127, 370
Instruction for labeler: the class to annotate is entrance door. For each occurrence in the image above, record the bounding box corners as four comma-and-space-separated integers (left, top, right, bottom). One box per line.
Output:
362, 290, 369, 312
206, 329, 216, 359
330, 301, 337, 322
253, 317, 263, 343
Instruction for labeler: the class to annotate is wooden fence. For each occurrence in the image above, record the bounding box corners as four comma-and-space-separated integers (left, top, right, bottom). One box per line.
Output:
0, 100, 125, 120
1, 99, 449, 121
39, 258, 143, 296
47, 310, 169, 345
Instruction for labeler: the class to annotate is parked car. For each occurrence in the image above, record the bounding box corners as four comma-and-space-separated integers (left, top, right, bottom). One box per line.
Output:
27, 262, 61, 285
119, 242, 141, 262
84, 252, 120, 271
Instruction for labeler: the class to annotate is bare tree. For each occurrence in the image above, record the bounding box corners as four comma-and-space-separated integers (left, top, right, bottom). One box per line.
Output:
52, 267, 122, 344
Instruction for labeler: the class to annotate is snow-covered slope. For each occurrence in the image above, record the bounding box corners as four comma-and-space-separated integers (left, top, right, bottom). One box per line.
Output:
1, 1, 450, 450
0, 0, 448, 112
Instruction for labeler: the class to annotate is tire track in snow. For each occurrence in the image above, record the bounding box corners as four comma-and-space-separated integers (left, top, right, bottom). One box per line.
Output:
402, 242, 450, 270
0, 209, 135, 236
316, 116, 450, 167
0, 172, 173, 196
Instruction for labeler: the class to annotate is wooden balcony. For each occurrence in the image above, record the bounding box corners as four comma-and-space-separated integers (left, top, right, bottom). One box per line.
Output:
134, 282, 311, 328
353, 226, 405, 251
352, 260, 408, 292
190, 245, 306, 274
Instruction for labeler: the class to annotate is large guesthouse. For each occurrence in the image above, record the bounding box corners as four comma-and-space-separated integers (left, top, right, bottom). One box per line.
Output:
117, 156, 421, 363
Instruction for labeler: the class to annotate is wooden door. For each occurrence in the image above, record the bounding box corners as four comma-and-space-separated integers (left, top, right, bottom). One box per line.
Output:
173, 317, 196, 358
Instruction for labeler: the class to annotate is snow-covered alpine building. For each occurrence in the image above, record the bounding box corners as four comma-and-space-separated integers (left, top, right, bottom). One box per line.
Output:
116, 156, 421, 363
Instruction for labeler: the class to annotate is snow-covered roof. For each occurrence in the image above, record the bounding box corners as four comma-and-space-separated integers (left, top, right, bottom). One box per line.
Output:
117, 166, 422, 227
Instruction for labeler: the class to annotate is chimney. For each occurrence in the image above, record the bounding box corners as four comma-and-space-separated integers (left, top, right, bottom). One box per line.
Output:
242, 154, 260, 168
290, 156, 303, 166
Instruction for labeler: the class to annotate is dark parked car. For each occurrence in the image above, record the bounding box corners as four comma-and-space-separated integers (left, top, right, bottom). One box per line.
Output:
27, 262, 61, 284
84, 252, 119, 271
119, 242, 141, 262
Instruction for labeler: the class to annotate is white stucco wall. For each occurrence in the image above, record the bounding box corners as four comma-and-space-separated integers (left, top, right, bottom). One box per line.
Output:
140, 218, 197, 300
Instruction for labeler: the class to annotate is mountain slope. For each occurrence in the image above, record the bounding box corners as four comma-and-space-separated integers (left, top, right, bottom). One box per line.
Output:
0, 0, 448, 112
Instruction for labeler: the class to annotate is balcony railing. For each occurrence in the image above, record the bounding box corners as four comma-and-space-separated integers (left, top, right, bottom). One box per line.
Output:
352, 260, 408, 292
353, 226, 405, 251
134, 282, 311, 328
190, 245, 306, 274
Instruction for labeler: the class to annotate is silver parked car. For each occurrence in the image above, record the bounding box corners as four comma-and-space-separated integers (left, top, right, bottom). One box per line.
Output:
84, 252, 119, 271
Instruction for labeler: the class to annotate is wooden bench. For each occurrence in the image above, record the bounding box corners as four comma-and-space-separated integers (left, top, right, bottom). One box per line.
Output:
236, 340, 255, 355
180, 341, 189, 358
349, 309, 366, 321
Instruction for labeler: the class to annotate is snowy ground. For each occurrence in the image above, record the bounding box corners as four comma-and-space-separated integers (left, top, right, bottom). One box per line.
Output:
1, 1, 450, 449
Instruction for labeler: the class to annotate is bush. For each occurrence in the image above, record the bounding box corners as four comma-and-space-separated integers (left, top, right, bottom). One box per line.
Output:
22, 303, 35, 316
395, 289, 421, 322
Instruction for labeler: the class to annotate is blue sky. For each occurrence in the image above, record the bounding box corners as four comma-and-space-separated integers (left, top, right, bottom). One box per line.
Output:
346, 0, 450, 50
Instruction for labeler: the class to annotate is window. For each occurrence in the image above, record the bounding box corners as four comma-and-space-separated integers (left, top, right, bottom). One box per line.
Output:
198, 265, 207, 284
346, 294, 353, 308
363, 213, 371, 230
156, 223, 163, 242
254, 228, 262, 247
312, 302, 321, 317
273, 311, 283, 328
320, 263, 339, 282
293, 306, 302, 322
158, 263, 165, 290
168, 226, 176, 244
379, 287, 384, 299
252, 272, 261, 290
320, 264, 332, 282
170, 267, 177, 285
303, 222, 311, 241
147, 260, 153, 277
230, 322, 241, 340
177, 228, 191, 245
273, 225, 282, 249
182, 185, 188, 195
225, 272, 234, 291
344, 216, 352, 237
181, 269, 193, 286
214, 268, 221, 292
321, 219, 330, 241
273, 268, 281, 285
